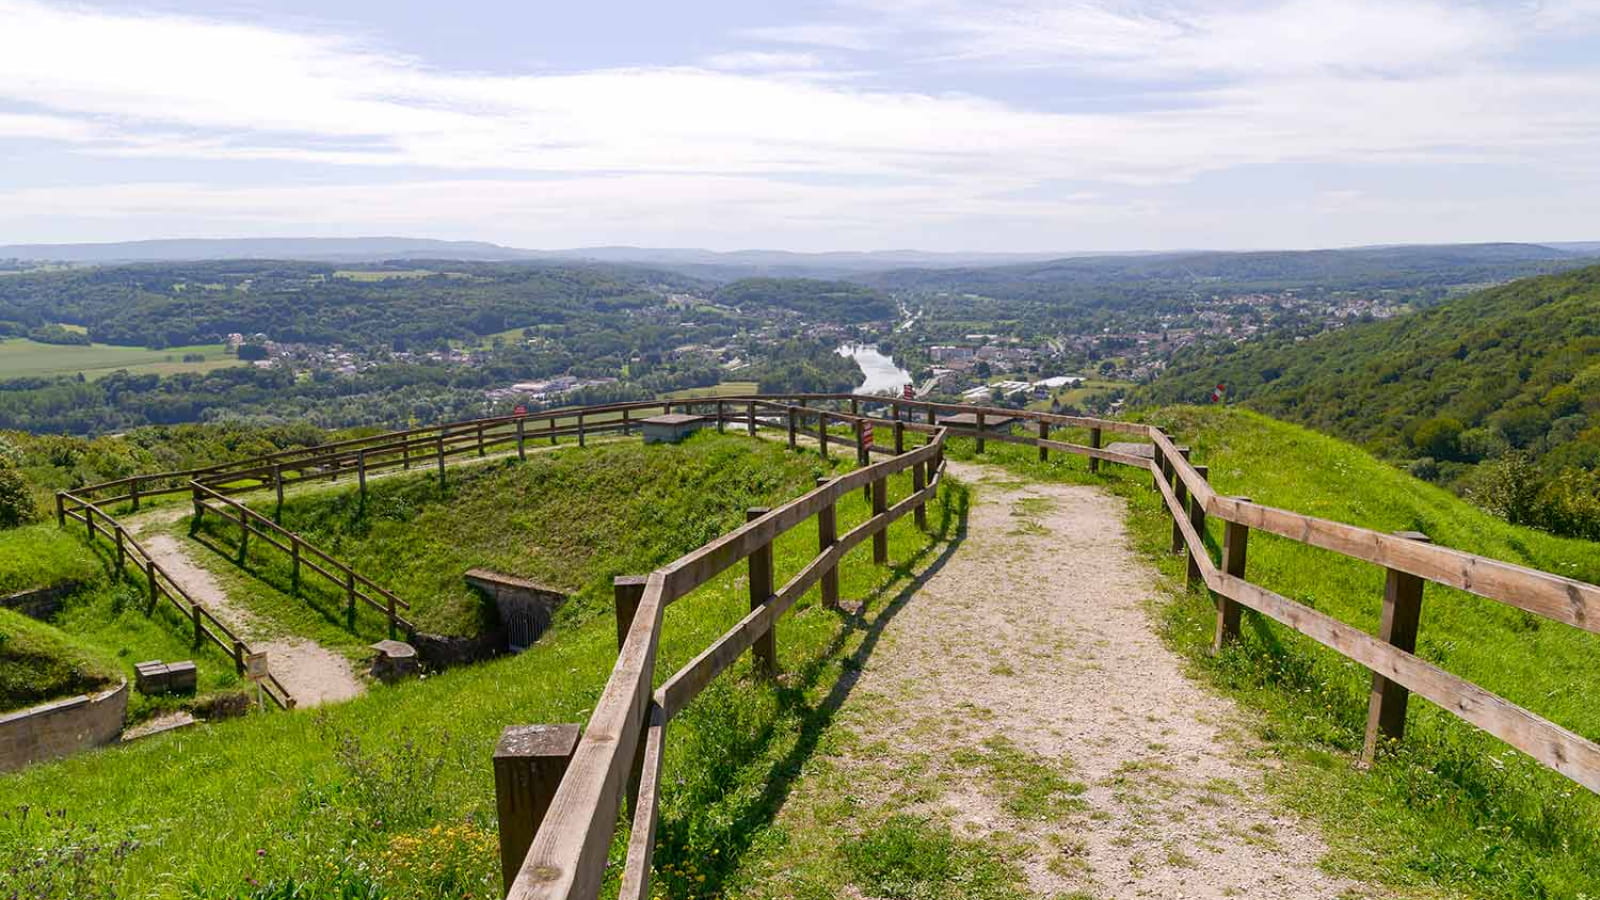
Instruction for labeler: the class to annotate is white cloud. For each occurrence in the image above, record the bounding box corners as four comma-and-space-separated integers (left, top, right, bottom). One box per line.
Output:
0, 0, 1597, 247
701, 50, 824, 71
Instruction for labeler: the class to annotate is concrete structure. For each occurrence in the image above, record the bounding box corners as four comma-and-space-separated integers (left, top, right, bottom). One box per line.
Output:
368, 640, 421, 682
464, 568, 567, 651
134, 660, 198, 695
0, 680, 128, 773
639, 413, 707, 444
940, 413, 1021, 433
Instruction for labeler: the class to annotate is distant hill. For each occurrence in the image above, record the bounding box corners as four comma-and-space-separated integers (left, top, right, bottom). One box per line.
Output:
1147, 263, 1600, 537
0, 237, 530, 263
863, 243, 1598, 294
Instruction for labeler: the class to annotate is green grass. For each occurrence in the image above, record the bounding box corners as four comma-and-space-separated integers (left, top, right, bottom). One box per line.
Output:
0, 338, 241, 380
947, 405, 1600, 900
0, 431, 965, 899
0, 606, 119, 712
0, 523, 102, 594
0, 522, 245, 719
659, 381, 760, 400
189, 433, 840, 640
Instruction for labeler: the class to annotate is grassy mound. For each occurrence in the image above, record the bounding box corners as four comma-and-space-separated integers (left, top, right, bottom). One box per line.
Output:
949, 406, 1600, 899
0, 433, 966, 898
0, 523, 244, 720
0, 607, 119, 712
0, 524, 101, 595
190, 433, 839, 643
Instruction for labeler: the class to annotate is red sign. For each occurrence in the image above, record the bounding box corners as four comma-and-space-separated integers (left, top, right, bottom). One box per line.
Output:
514, 405, 528, 416
861, 422, 875, 447
902, 384, 914, 400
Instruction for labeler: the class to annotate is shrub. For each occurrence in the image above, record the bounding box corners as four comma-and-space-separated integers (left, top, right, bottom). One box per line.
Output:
1407, 456, 1440, 482
1410, 416, 1464, 461
1467, 452, 1543, 526
0, 466, 37, 529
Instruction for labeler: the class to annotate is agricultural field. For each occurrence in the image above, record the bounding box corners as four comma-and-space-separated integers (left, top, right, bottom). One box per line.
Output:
0, 337, 241, 380
660, 380, 760, 400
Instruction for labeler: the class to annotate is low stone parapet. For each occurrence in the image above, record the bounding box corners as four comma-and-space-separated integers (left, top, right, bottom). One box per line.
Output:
0, 679, 128, 773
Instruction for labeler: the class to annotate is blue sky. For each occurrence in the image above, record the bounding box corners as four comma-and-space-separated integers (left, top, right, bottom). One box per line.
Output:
1, 0, 1597, 251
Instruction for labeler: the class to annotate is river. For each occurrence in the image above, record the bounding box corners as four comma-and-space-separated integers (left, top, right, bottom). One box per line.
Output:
836, 342, 913, 396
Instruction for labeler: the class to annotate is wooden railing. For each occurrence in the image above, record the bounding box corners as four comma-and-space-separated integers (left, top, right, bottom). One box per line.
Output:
504, 410, 948, 900
188, 482, 414, 638
53, 491, 295, 709
51, 391, 1600, 894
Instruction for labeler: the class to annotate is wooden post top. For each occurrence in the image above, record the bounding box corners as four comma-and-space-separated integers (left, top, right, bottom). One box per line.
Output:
1393, 530, 1432, 543
494, 723, 581, 761
613, 574, 649, 589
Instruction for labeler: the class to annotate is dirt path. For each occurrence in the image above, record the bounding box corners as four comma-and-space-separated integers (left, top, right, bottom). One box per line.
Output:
129, 514, 365, 707
761, 461, 1378, 899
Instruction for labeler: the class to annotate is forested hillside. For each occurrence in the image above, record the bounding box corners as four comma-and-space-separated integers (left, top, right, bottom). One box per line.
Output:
1148, 264, 1600, 537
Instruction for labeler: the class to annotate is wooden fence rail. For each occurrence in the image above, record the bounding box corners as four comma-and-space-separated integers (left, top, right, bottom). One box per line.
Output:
54, 491, 295, 709
188, 481, 414, 638
51, 393, 1600, 896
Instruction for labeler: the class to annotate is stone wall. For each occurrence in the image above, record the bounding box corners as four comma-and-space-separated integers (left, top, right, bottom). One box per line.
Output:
0, 581, 83, 621
463, 569, 567, 651
0, 680, 128, 774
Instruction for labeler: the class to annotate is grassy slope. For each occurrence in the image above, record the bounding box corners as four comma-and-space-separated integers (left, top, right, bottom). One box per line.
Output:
0, 606, 119, 711
0, 432, 965, 899
947, 407, 1600, 900
188, 434, 838, 641
0, 523, 244, 719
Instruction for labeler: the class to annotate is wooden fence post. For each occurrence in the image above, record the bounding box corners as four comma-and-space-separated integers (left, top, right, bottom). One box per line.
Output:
549, 416, 557, 445
437, 434, 447, 485
871, 476, 888, 565
1214, 500, 1250, 654
237, 509, 250, 564
233, 640, 246, 675
850, 397, 859, 417
912, 455, 928, 530
1171, 448, 1191, 554
716, 401, 726, 433
55, 492, 65, 528
818, 411, 830, 460
517, 418, 526, 460
613, 576, 647, 652
787, 406, 798, 449
1037, 420, 1049, 462
274, 464, 285, 520
817, 478, 839, 608
290, 539, 301, 595
1187, 465, 1209, 589
357, 450, 367, 504
975, 412, 987, 453
621, 407, 631, 436
611, 575, 649, 815
578, 413, 586, 447
1151, 442, 1166, 491
147, 560, 158, 610
130, 478, 141, 512
894, 420, 905, 455
403, 440, 412, 471
748, 508, 777, 676
494, 724, 581, 893
345, 568, 357, 629
115, 527, 126, 573
192, 604, 203, 648
387, 594, 398, 640
747, 401, 757, 436
1089, 427, 1102, 473
928, 405, 937, 426
1362, 531, 1431, 767
478, 422, 487, 457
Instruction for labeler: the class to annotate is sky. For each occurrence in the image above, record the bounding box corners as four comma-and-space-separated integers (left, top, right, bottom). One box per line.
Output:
1, 0, 1598, 252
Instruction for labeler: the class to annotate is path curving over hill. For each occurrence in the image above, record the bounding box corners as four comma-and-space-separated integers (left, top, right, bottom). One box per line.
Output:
127, 508, 365, 707
741, 461, 1379, 899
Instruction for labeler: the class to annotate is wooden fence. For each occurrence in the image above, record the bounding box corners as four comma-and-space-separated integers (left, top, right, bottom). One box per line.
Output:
189, 482, 414, 638
53, 491, 295, 709
485, 394, 1600, 900
52, 392, 1600, 896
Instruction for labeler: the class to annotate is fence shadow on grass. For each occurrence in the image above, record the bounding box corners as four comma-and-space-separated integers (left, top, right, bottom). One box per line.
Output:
650, 481, 972, 897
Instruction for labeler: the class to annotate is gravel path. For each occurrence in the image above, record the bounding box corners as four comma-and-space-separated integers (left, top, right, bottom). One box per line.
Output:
130, 513, 365, 707
811, 461, 1377, 898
